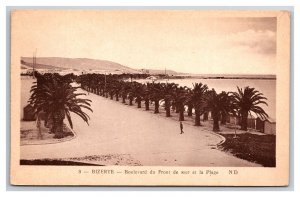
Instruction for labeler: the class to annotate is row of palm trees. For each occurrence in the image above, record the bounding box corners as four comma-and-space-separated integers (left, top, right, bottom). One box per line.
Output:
77, 73, 269, 132
27, 71, 269, 139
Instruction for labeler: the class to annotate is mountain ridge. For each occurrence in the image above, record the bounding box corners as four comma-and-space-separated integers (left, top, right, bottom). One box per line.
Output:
21, 57, 139, 73
20, 57, 180, 75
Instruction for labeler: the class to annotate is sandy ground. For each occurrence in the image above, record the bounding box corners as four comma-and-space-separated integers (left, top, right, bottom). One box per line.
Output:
21, 121, 75, 145
20, 78, 260, 166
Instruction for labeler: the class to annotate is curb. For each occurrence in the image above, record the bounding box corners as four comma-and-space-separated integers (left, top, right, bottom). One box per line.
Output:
196, 127, 226, 146
20, 124, 77, 146
213, 132, 226, 146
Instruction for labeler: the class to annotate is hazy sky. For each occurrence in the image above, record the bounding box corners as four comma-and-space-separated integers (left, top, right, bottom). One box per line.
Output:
13, 10, 277, 74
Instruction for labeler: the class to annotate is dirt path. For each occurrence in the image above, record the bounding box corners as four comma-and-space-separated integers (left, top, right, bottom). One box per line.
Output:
20, 80, 260, 166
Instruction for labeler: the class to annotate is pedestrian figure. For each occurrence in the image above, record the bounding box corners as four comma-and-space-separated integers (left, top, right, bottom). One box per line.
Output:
180, 121, 184, 134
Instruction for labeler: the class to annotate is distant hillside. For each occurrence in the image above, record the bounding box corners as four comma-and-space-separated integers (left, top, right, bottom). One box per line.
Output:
21, 57, 139, 73
21, 58, 61, 70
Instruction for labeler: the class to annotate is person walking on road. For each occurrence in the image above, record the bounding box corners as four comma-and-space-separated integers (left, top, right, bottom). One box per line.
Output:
180, 121, 184, 134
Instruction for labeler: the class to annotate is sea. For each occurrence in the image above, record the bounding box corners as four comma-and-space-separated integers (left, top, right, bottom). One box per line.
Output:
134, 78, 276, 120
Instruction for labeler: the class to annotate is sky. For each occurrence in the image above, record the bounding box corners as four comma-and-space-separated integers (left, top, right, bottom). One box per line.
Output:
12, 10, 277, 74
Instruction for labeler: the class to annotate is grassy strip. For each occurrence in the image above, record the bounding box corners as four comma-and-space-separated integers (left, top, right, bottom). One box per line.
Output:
218, 133, 276, 167
20, 159, 103, 166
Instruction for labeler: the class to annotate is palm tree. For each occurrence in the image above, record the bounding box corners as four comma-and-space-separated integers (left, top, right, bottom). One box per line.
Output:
132, 82, 144, 108
107, 82, 114, 100
186, 83, 208, 126
112, 81, 121, 101
148, 83, 163, 114
162, 83, 178, 117
142, 84, 151, 111
29, 73, 93, 138
231, 86, 268, 131
128, 86, 134, 106
220, 91, 234, 125
120, 82, 130, 104
173, 86, 188, 121
186, 88, 193, 117
206, 89, 233, 131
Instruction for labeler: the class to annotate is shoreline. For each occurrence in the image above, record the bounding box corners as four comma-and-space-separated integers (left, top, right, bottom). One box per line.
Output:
153, 76, 276, 80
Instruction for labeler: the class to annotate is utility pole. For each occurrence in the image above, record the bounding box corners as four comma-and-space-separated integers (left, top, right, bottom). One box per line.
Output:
32, 54, 35, 78
104, 72, 107, 95
234, 117, 237, 138
165, 67, 168, 84
32, 48, 37, 78
233, 111, 239, 139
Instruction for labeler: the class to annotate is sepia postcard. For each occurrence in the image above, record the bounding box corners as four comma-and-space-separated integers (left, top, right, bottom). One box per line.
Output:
10, 9, 290, 186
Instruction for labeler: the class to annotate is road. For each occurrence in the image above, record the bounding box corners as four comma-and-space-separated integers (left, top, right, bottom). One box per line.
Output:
20, 79, 260, 166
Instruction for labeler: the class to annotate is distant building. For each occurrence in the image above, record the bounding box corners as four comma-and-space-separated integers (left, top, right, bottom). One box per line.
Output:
146, 76, 158, 80
58, 69, 77, 75
226, 114, 276, 134
111, 69, 124, 75
226, 115, 237, 124
226, 114, 243, 125
256, 117, 276, 135
141, 69, 150, 74
81, 70, 88, 75
35, 68, 50, 74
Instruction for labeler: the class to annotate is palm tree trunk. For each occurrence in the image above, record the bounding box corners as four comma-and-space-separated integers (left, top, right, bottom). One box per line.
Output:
188, 104, 193, 116
154, 100, 159, 114
122, 96, 126, 103
221, 112, 227, 125
129, 98, 133, 106
203, 112, 208, 121
56, 120, 65, 138
241, 112, 248, 131
213, 117, 220, 132
165, 100, 171, 117
115, 93, 119, 101
44, 117, 49, 128
194, 109, 201, 126
179, 109, 184, 121
53, 112, 65, 139
137, 97, 141, 108
145, 99, 149, 110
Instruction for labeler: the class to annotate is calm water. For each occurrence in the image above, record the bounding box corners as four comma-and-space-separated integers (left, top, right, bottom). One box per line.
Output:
134, 78, 276, 120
